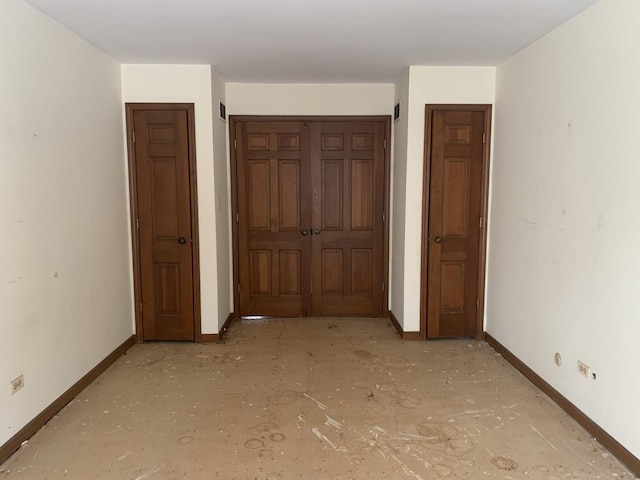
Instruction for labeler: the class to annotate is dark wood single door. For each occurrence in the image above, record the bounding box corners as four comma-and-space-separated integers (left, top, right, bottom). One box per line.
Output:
234, 118, 387, 317
133, 108, 196, 340
310, 121, 385, 315
426, 110, 485, 338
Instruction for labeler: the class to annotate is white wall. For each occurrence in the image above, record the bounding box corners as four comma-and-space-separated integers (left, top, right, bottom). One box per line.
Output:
121, 64, 223, 334
0, 0, 132, 446
226, 83, 394, 116
487, 0, 640, 457
395, 67, 496, 332
211, 68, 233, 325
391, 70, 410, 320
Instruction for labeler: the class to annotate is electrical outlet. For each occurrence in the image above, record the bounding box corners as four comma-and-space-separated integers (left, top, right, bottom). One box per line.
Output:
10, 375, 24, 394
577, 361, 590, 378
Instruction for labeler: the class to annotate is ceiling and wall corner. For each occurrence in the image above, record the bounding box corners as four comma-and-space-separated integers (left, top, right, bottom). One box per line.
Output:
487, 0, 640, 457
1, 0, 133, 447
21, 0, 599, 83
120, 64, 221, 335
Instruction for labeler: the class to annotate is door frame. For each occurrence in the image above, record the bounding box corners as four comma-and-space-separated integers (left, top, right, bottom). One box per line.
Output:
419, 104, 492, 340
125, 103, 202, 342
229, 115, 392, 319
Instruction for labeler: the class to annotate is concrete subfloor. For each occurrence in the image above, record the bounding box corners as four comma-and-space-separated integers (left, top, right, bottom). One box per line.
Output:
1, 318, 636, 480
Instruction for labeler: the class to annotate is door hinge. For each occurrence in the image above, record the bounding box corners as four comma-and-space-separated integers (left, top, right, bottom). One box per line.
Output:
382, 211, 386, 222
479, 216, 483, 228
382, 282, 385, 292
383, 139, 387, 150
482, 132, 486, 144
234, 138, 237, 150
236, 212, 239, 223
136, 217, 139, 230
132, 130, 136, 143
237, 284, 240, 293
477, 297, 480, 307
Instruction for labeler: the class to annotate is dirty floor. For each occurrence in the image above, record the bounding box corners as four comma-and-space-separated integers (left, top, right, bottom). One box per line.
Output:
1, 318, 636, 479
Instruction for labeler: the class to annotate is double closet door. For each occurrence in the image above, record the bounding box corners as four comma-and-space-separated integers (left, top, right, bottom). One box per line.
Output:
234, 118, 388, 318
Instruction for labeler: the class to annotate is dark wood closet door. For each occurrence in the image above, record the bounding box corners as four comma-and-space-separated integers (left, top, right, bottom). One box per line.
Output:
236, 121, 312, 316
427, 110, 485, 338
310, 121, 386, 315
234, 117, 387, 318
133, 108, 195, 340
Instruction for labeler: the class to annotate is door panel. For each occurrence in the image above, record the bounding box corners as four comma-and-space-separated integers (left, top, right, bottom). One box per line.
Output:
133, 108, 195, 341
351, 160, 374, 230
442, 158, 470, 236
237, 121, 311, 316
311, 121, 385, 316
321, 161, 343, 230
278, 161, 301, 230
235, 118, 387, 317
247, 160, 271, 230
426, 110, 485, 338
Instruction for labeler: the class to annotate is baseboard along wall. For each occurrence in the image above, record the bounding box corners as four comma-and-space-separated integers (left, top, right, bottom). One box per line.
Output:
199, 313, 234, 343
485, 332, 640, 477
389, 311, 422, 340
0, 335, 135, 464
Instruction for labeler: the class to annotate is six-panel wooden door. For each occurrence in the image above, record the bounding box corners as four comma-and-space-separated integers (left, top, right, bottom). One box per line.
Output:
236, 121, 312, 316
234, 118, 388, 318
132, 107, 197, 341
310, 121, 386, 315
426, 109, 486, 338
